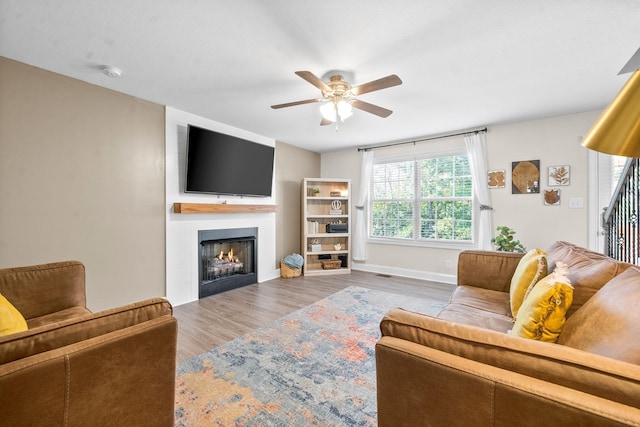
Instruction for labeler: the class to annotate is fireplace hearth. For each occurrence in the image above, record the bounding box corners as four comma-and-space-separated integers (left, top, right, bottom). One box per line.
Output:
198, 227, 257, 298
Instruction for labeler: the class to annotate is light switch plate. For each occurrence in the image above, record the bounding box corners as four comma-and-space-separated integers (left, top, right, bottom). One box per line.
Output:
568, 197, 584, 209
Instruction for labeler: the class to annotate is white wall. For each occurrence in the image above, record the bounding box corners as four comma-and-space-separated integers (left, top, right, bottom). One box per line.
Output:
321, 110, 601, 282
165, 107, 278, 306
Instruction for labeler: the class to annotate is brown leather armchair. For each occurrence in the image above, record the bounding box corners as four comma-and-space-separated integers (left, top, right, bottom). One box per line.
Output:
0, 261, 178, 427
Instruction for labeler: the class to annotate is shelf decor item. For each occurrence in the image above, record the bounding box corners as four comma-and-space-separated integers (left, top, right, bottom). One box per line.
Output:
321, 260, 343, 270
309, 238, 322, 252
330, 200, 342, 215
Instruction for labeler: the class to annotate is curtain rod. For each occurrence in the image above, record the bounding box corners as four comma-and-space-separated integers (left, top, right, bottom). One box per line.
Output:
357, 127, 488, 152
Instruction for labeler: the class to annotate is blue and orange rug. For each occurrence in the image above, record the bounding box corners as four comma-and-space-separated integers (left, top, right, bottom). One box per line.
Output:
175, 286, 445, 426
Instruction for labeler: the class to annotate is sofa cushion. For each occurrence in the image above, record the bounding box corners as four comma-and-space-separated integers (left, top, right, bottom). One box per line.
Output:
0, 293, 28, 336
0, 298, 172, 364
546, 241, 633, 318
26, 306, 92, 329
557, 266, 640, 364
437, 286, 513, 332
510, 262, 573, 342
509, 248, 547, 318
447, 285, 511, 316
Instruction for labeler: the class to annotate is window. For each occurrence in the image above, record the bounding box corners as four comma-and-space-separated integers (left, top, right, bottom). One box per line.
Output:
370, 153, 474, 245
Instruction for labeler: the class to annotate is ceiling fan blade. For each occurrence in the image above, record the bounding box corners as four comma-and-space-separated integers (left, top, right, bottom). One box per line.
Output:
320, 117, 333, 126
351, 74, 402, 96
295, 71, 331, 92
351, 99, 393, 118
271, 98, 324, 109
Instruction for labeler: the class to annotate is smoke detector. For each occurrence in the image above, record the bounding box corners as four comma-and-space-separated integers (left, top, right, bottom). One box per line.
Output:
101, 65, 122, 78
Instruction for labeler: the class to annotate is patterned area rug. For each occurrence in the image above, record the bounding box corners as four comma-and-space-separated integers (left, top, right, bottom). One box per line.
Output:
175, 286, 445, 426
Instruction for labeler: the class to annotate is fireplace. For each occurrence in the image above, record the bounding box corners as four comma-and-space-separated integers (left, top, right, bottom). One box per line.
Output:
198, 227, 257, 298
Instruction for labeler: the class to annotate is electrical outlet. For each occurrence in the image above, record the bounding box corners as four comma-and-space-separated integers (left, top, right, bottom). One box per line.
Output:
444, 260, 453, 269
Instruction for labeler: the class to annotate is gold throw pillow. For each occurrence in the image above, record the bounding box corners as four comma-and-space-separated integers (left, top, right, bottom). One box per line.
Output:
0, 293, 28, 336
510, 262, 573, 342
509, 248, 548, 318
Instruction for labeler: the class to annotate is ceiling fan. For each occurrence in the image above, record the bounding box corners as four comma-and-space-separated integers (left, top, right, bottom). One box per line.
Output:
271, 71, 402, 128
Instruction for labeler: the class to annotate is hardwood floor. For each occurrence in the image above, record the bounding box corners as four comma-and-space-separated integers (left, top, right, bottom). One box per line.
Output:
173, 270, 455, 363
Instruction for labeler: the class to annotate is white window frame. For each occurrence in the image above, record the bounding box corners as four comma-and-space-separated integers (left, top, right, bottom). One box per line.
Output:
368, 148, 477, 250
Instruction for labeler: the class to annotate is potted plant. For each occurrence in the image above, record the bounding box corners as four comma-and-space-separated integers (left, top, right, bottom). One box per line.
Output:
491, 226, 526, 252
311, 188, 320, 196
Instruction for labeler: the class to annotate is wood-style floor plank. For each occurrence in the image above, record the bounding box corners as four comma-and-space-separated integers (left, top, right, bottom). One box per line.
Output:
173, 270, 455, 363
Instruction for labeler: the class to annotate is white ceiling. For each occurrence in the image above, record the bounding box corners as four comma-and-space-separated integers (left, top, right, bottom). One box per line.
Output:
1, 0, 639, 153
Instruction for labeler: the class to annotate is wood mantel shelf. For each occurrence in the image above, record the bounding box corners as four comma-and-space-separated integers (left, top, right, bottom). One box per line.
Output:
173, 202, 278, 214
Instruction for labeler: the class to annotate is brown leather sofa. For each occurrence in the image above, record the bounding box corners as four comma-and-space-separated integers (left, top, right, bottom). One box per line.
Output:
0, 261, 178, 427
376, 241, 640, 426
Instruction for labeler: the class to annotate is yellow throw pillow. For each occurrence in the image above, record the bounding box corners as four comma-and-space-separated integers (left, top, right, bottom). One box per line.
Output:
0, 293, 28, 336
510, 262, 573, 342
510, 248, 548, 318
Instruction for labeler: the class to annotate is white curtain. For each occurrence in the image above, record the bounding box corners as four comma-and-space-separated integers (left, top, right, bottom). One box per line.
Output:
353, 150, 374, 261
464, 132, 493, 250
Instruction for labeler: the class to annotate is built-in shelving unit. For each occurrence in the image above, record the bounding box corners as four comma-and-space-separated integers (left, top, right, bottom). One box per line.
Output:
173, 203, 278, 214
301, 178, 351, 276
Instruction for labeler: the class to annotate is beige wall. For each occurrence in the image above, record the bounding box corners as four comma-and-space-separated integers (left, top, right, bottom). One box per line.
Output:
0, 57, 166, 311
275, 141, 321, 265
321, 110, 600, 280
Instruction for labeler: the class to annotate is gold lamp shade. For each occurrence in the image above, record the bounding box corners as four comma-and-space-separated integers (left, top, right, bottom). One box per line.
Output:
581, 69, 640, 157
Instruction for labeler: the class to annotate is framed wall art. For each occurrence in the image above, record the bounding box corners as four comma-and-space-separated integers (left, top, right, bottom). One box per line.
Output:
544, 189, 561, 206
548, 165, 570, 186
487, 169, 505, 188
511, 160, 540, 194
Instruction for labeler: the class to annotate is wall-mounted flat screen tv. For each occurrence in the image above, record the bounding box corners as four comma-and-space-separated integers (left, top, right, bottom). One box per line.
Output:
185, 125, 275, 197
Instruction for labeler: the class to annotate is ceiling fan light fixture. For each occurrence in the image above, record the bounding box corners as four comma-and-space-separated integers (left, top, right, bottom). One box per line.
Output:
272, 71, 402, 127
336, 99, 353, 121
320, 98, 353, 123
320, 101, 337, 122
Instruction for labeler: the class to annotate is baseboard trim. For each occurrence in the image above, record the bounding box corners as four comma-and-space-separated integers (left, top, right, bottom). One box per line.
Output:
351, 263, 457, 285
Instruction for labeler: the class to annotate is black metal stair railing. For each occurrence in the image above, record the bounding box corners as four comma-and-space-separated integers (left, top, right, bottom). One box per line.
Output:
602, 157, 640, 264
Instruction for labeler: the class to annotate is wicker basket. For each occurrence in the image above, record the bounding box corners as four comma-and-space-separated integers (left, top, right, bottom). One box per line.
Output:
280, 261, 301, 278
321, 260, 342, 270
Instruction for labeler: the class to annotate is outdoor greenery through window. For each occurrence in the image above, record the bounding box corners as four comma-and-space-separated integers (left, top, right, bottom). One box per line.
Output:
370, 154, 474, 243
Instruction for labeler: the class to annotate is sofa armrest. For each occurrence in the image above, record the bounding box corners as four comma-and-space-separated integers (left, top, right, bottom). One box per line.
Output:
380, 308, 640, 407
376, 337, 640, 427
0, 261, 87, 320
0, 297, 173, 364
0, 315, 177, 427
457, 250, 523, 292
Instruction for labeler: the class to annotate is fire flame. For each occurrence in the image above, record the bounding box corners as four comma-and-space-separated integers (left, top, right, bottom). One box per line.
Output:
217, 248, 235, 261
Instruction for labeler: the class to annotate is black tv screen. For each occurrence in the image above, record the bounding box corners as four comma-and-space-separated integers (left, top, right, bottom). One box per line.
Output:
185, 125, 275, 197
